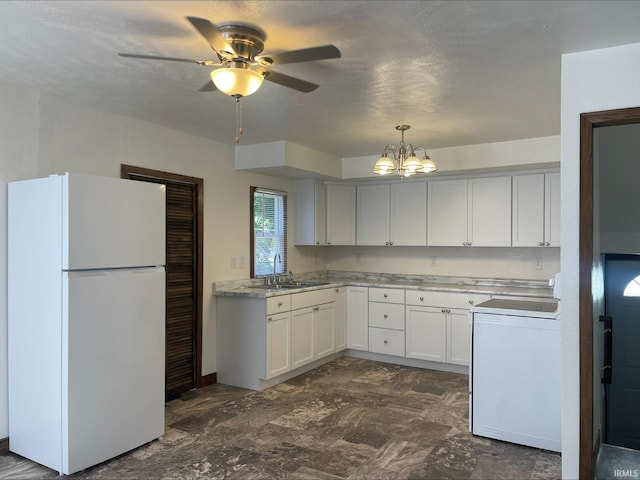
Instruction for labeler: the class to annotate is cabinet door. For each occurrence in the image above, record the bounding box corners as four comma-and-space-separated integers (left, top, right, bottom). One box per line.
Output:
291, 308, 314, 369
427, 179, 468, 246
293, 181, 326, 246
405, 305, 447, 362
468, 176, 512, 246
356, 184, 390, 246
447, 309, 470, 366
313, 303, 335, 359
334, 288, 347, 351
347, 286, 369, 351
390, 181, 427, 246
544, 173, 561, 247
326, 184, 356, 245
512, 174, 545, 247
266, 312, 291, 378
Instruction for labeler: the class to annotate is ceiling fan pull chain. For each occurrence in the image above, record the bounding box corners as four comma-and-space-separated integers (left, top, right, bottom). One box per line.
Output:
234, 95, 243, 144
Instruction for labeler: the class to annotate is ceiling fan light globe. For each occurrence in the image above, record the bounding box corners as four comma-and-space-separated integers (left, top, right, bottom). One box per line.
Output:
210, 68, 264, 97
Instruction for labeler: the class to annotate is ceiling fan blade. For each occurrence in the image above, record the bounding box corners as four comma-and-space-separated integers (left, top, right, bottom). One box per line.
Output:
199, 80, 218, 92
260, 69, 318, 93
186, 16, 236, 57
118, 53, 220, 66
256, 44, 340, 66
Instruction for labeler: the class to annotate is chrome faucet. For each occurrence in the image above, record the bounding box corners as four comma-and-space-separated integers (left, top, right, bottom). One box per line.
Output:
273, 253, 281, 283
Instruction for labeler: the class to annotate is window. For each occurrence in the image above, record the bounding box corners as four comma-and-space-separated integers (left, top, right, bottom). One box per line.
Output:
251, 187, 287, 277
623, 276, 640, 297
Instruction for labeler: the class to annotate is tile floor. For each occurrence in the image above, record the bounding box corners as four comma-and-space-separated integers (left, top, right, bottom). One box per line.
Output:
0, 357, 561, 479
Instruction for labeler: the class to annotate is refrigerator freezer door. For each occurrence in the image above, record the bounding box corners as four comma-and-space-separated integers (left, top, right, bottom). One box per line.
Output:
63, 173, 166, 270
62, 267, 165, 474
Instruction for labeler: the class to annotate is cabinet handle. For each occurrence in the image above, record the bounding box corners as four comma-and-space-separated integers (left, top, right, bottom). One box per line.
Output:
420, 296, 424, 301
313, 306, 320, 311
316, 241, 320, 245
469, 300, 473, 305
383, 339, 389, 344
336, 289, 339, 293
389, 242, 393, 246
278, 302, 283, 307
441, 308, 445, 313
538, 241, 544, 246
328, 241, 332, 245
447, 309, 451, 313
545, 242, 550, 247
384, 314, 388, 318
383, 293, 388, 298
268, 317, 272, 322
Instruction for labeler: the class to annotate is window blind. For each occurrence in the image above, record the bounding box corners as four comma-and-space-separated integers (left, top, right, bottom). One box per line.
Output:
251, 187, 287, 277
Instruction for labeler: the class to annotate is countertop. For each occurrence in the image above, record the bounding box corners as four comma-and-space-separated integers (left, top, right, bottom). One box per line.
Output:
212, 271, 555, 300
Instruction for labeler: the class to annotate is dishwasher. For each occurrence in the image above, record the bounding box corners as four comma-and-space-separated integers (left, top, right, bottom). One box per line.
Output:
469, 298, 561, 452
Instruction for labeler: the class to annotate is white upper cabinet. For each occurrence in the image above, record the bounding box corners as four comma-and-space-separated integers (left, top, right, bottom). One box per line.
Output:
356, 182, 427, 246
468, 176, 512, 246
428, 176, 511, 247
294, 180, 326, 246
427, 179, 468, 246
326, 184, 356, 245
390, 182, 427, 246
356, 184, 390, 245
544, 173, 561, 247
512, 172, 560, 247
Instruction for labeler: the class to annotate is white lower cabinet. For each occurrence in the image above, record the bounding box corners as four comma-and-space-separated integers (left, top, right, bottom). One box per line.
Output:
404, 290, 490, 366
313, 303, 335, 359
405, 306, 447, 362
334, 287, 347, 351
291, 307, 314, 369
447, 309, 470, 365
266, 311, 291, 378
347, 286, 369, 350
369, 327, 405, 357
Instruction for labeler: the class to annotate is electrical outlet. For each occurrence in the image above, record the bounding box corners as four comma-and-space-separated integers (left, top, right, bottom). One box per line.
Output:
355, 253, 362, 264
238, 256, 246, 269
429, 256, 437, 267
231, 257, 237, 269
534, 258, 543, 270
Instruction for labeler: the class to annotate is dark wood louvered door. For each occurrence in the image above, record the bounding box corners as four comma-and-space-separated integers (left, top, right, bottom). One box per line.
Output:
121, 165, 204, 401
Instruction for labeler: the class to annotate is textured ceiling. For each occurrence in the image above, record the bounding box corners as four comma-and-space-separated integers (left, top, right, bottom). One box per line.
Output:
2, 1, 640, 158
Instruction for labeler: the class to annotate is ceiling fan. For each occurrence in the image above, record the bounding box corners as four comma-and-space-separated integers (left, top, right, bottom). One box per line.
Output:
118, 16, 341, 98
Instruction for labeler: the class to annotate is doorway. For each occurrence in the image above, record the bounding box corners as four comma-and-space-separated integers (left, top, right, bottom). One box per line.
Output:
121, 164, 206, 400
579, 107, 640, 478
603, 255, 640, 450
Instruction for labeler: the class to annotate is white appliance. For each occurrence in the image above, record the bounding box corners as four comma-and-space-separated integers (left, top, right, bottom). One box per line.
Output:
470, 298, 561, 452
8, 173, 166, 475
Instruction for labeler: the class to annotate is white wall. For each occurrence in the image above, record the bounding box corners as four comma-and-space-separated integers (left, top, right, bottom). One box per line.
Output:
0, 80, 325, 440
327, 246, 559, 280
561, 42, 640, 479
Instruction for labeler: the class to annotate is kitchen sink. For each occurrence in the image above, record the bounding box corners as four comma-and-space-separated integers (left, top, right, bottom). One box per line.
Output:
252, 281, 330, 289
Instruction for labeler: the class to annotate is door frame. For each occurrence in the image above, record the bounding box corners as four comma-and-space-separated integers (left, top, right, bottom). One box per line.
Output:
579, 106, 640, 479
121, 164, 211, 389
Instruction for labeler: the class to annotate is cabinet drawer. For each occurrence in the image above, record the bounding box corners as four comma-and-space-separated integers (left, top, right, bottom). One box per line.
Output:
290, 288, 336, 310
368, 287, 404, 304
405, 290, 491, 309
266, 295, 291, 314
368, 302, 405, 330
369, 327, 405, 357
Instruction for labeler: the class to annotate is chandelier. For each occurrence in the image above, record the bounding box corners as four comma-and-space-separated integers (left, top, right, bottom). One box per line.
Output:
372, 125, 437, 177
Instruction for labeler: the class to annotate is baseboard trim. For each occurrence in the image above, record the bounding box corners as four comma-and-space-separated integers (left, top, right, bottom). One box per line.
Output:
197, 372, 217, 388
0, 437, 8, 455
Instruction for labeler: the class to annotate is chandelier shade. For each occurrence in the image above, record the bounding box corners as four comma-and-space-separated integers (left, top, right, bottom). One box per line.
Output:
372, 125, 437, 178
210, 65, 264, 97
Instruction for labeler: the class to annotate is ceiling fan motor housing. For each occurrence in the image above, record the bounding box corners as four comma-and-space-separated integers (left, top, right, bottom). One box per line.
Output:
217, 24, 265, 61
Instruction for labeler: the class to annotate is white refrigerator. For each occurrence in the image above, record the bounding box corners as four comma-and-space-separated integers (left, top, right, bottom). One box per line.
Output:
8, 173, 166, 475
